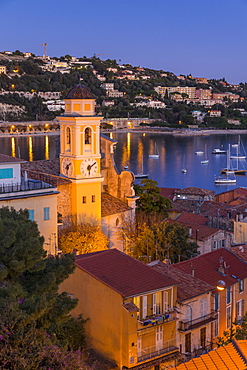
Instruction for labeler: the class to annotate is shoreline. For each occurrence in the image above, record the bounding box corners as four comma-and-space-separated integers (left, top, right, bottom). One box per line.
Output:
102, 128, 247, 136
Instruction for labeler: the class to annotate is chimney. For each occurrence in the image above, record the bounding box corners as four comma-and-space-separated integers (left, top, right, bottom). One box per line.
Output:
191, 267, 195, 277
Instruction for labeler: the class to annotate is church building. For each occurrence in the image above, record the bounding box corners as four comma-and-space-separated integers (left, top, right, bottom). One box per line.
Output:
22, 84, 137, 251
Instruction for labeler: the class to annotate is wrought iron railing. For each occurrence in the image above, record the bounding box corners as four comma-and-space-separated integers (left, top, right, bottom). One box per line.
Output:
137, 339, 178, 362
138, 309, 177, 327
0, 179, 54, 194
179, 312, 216, 331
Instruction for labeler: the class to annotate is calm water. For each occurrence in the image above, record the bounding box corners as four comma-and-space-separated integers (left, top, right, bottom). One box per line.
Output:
2, 132, 247, 194
0, 135, 59, 162
110, 131, 247, 194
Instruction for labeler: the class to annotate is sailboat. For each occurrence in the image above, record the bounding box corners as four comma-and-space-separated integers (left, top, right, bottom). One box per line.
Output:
149, 143, 159, 159
135, 156, 149, 179
221, 144, 246, 175
182, 155, 187, 173
230, 136, 246, 160
201, 144, 209, 164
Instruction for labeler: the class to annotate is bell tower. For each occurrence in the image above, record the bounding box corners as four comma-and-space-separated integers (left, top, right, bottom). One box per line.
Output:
58, 84, 103, 220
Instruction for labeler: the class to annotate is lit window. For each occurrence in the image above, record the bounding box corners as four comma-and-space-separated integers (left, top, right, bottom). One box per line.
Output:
28, 209, 34, 221
92, 195, 95, 203
85, 127, 92, 144
82, 196, 86, 204
43, 207, 50, 221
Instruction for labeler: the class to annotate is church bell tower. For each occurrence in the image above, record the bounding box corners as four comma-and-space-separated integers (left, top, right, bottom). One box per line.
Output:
58, 84, 103, 220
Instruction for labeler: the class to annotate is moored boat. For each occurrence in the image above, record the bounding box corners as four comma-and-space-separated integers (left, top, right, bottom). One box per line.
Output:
212, 148, 227, 154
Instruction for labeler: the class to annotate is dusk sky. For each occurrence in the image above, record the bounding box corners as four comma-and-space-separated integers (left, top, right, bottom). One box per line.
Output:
1, 0, 247, 84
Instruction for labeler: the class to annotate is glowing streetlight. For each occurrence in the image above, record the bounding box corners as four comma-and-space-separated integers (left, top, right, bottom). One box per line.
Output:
216, 280, 226, 291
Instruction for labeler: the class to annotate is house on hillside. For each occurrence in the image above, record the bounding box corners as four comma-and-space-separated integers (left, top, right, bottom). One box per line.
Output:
149, 261, 215, 361
60, 249, 180, 370
0, 153, 58, 254
173, 248, 247, 343
172, 213, 233, 254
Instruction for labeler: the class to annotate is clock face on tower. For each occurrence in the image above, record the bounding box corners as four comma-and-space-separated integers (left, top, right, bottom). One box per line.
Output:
80, 158, 98, 178
62, 157, 73, 177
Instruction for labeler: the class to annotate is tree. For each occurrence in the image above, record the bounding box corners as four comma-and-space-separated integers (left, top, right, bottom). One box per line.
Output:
134, 179, 171, 225
118, 217, 199, 263
132, 221, 199, 263
59, 219, 109, 254
0, 207, 87, 368
217, 312, 247, 347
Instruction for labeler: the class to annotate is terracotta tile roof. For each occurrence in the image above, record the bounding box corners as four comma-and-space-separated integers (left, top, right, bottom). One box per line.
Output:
171, 340, 247, 369
160, 187, 180, 200
149, 261, 214, 302
165, 218, 224, 242
172, 199, 241, 220
122, 302, 139, 312
174, 187, 214, 197
21, 158, 60, 176
173, 248, 247, 288
231, 245, 247, 262
75, 249, 178, 298
101, 192, 132, 217
0, 153, 26, 163
175, 212, 208, 225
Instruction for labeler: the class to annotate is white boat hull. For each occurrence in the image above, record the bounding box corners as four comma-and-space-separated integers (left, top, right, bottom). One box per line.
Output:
149, 154, 159, 159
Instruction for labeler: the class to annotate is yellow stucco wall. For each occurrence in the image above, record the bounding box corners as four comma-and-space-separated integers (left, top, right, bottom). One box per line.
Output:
0, 192, 58, 254
60, 267, 178, 369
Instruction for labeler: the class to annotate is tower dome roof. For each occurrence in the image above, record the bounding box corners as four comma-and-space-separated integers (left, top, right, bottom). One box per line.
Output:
65, 84, 94, 99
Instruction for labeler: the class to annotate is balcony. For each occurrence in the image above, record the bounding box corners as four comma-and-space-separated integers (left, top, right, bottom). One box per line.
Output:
138, 309, 177, 328
0, 178, 55, 196
138, 339, 178, 363
179, 312, 216, 332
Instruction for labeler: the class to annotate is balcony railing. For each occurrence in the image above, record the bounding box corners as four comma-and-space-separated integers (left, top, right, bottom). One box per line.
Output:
0, 179, 54, 195
181, 342, 212, 362
138, 309, 177, 327
179, 312, 216, 332
138, 339, 178, 363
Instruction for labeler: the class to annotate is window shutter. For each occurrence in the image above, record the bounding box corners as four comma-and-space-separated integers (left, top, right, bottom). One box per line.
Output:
153, 293, 156, 315
142, 296, 147, 319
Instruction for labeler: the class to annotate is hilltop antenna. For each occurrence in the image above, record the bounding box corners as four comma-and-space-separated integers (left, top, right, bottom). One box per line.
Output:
40, 43, 47, 62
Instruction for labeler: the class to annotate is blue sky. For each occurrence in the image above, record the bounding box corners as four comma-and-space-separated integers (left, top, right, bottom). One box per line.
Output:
1, 0, 247, 84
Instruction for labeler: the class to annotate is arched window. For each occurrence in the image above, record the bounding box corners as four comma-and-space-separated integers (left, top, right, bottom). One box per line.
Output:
66, 127, 71, 145
85, 127, 92, 144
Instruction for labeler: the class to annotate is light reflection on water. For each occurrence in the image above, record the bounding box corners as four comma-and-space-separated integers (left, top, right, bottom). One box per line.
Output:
1, 132, 247, 194
111, 132, 247, 194
0, 135, 59, 161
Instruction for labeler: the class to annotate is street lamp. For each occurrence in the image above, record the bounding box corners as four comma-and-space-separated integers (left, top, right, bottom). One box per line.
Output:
216, 280, 226, 291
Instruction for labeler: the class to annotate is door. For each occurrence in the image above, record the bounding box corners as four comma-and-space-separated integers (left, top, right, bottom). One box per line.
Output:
156, 326, 163, 351
185, 333, 191, 353
137, 336, 142, 358
200, 327, 206, 349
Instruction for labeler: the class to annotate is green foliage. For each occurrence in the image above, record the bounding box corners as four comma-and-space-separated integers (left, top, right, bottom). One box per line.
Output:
0, 207, 87, 366
217, 312, 247, 347
118, 217, 199, 263
134, 179, 171, 223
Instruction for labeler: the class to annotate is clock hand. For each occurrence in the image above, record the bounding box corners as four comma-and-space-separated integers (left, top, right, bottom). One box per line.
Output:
87, 162, 96, 172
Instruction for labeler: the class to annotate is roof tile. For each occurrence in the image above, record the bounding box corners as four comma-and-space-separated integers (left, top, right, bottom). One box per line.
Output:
75, 249, 178, 297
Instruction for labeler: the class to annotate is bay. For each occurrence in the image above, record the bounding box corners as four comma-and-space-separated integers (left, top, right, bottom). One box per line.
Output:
110, 131, 247, 194
1, 131, 247, 194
